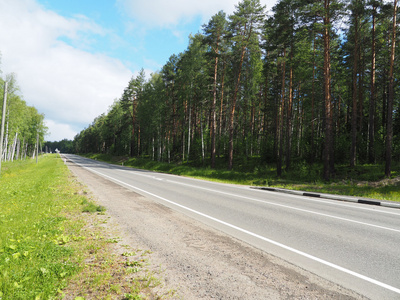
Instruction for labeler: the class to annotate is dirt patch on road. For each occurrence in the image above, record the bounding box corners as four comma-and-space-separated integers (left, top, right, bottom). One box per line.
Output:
66, 159, 366, 299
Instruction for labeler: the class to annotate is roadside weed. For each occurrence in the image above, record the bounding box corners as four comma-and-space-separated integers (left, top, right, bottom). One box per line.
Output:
0, 155, 170, 299
0, 156, 82, 299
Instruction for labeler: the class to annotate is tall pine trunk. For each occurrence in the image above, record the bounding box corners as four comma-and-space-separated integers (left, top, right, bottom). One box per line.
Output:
385, 0, 397, 177
368, 3, 377, 163
323, 0, 334, 180
218, 61, 226, 154
277, 49, 286, 177
285, 47, 293, 171
130, 98, 137, 157
311, 32, 316, 162
350, 6, 359, 168
211, 43, 219, 168
228, 45, 246, 170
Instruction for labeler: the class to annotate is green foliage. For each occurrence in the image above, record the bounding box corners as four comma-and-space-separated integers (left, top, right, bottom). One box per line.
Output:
0, 73, 48, 158
73, 0, 400, 180
81, 202, 106, 213
45, 139, 74, 153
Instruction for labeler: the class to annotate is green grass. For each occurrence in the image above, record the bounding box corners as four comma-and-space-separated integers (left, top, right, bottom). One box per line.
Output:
0, 155, 83, 299
83, 153, 400, 202
81, 199, 106, 213
0, 155, 167, 299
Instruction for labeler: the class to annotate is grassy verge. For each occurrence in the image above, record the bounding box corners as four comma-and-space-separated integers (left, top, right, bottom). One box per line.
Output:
0, 155, 168, 299
83, 153, 400, 202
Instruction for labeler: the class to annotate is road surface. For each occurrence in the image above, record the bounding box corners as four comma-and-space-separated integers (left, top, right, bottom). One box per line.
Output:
63, 154, 400, 299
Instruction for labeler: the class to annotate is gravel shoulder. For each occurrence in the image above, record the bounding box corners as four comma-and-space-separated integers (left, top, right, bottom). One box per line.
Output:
66, 159, 367, 299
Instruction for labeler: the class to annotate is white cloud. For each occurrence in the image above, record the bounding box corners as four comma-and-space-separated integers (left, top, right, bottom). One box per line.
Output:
44, 119, 78, 141
0, 0, 132, 141
0, 0, 280, 142
118, 0, 278, 27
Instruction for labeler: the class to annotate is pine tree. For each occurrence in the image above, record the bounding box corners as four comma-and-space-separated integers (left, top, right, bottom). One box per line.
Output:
385, 0, 397, 177
227, 0, 265, 170
203, 11, 228, 168
121, 69, 146, 157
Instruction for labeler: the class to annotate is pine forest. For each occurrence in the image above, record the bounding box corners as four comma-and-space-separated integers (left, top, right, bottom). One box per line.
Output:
72, 0, 400, 180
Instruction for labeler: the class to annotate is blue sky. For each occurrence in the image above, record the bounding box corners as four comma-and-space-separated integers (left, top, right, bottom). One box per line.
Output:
37, 0, 196, 71
0, 0, 277, 141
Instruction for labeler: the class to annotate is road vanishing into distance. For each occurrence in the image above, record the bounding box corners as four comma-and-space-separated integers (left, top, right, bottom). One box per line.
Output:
63, 154, 400, 299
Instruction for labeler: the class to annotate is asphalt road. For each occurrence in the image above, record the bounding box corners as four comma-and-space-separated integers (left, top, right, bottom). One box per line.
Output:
63, 154, 400, 299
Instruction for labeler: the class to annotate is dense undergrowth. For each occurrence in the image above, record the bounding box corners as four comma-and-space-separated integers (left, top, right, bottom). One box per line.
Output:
83, 153, 400, 202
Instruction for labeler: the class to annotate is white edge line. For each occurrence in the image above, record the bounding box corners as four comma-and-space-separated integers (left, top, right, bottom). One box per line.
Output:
163, 179, 400, 234
117, 161, 400, 216
67, 155, 400, 295
113, 164, 400, 234
259, 189, 400, 216
68, 154, 400, 216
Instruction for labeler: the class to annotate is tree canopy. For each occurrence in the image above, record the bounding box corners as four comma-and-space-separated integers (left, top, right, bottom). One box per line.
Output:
0, 64, 48, 161
73, 0, 400, 179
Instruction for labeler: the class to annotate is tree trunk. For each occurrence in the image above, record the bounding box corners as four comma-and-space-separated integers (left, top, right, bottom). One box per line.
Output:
218, 61, 226, 158
0, 82, 7, 171
201, 107, 205, 163
263, 52, 270, 154
311, 32, 316, 162
228, 45, 247, 170
277, 48, 286, 177
323, 0, 334, 180
211, 42, 219, 168
131, 97, 137, 157
187, 101, 191, 162
385, 0, 397, 177
368, 3, 377, 163
137, 126, 141, 157
285, 47, 293, 171
350, 7, 359, 168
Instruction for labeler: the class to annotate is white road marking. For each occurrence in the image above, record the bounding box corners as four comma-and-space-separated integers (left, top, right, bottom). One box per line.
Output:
67, 155, 400, 295
69, 156, 400, 232
120, 163, 400, 217
163, 179, 400, 234
111, 163, 400, 233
